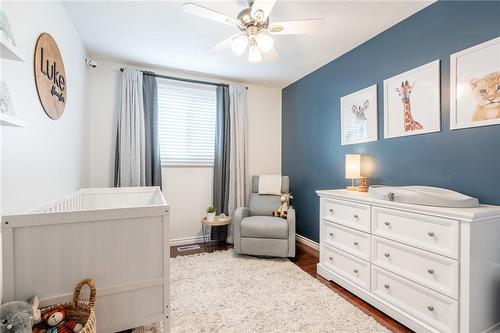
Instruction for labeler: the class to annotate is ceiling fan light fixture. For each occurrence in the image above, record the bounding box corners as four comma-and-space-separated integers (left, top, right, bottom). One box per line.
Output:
248, 43, 262, 62
255, 33, 274, 53
231, 34, 248, 55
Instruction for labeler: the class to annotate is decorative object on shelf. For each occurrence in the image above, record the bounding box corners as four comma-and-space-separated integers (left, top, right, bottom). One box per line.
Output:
0, 10, 16, 46
384, 60, 441, 139
450, 37, 500, 130
34, 33, 67, 120
206, 205, 216, 222
0, 295, 40, 333
218, 213, 226, 219
0, 80, 14, 116
341, 84, 378, 145
357, 177, 369, 192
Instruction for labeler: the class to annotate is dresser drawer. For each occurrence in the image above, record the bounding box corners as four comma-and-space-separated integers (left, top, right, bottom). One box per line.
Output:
372, 207, 459, 259
323, 221, 370, 261
372, 266, 458, 333
372, 236, 459, 299
322, 198, 370, 232
322, 244, 370, 291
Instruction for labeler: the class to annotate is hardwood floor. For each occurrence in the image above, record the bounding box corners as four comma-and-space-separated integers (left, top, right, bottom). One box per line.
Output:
171, 241, 414, 333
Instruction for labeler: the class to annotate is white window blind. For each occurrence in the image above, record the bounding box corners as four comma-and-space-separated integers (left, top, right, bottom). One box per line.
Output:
157, 79, 217, 166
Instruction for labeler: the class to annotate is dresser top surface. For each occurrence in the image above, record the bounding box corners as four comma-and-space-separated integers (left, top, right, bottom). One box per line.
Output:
316, 189, 500, 222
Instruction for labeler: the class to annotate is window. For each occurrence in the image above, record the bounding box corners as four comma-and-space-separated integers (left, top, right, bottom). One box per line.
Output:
157, 79, 217, 166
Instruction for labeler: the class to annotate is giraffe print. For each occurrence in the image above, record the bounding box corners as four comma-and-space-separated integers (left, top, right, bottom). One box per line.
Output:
395, 80, 423, 132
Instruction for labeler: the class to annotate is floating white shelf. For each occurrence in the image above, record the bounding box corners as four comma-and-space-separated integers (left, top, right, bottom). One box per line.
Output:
0, 113, 25, 127
0, 35, 25, 62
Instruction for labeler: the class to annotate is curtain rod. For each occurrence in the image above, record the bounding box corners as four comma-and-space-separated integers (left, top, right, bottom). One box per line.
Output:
119, 68, 247, 89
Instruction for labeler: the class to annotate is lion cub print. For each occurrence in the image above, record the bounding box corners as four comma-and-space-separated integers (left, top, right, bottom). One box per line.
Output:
469, 71, 500, 121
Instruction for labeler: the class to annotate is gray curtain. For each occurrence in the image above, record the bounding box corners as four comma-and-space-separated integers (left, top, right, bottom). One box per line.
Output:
142, 72, 162, 187
115, 69, 145, 187
211, 85, 230, 241
115, 69, 162, 188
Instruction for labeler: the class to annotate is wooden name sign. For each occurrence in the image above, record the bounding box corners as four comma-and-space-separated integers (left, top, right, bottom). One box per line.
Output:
34, 33, 67, 120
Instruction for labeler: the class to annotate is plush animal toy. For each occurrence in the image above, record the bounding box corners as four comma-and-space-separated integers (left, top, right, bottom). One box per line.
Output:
42, 307, 83, 333
0, 295, 40, 333
272, 193, 293, 219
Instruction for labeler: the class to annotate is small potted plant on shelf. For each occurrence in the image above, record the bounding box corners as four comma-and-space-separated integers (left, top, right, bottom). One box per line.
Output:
206, 206, 216, 222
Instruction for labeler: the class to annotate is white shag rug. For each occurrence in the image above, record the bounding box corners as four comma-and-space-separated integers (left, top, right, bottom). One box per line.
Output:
167, 250, 390, 333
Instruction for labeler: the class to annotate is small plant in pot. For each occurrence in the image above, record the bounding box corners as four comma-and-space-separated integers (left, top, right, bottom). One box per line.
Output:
206, 206, 216, 222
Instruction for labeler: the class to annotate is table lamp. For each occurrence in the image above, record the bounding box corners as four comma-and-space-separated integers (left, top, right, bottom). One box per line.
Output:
345, 154, 361, 191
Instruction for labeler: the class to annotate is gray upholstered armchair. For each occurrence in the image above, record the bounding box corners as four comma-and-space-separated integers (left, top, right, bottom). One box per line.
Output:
233, 176, 295, 258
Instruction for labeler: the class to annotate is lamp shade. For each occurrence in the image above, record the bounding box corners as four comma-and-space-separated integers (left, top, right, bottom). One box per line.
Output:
345, 154, 361, 179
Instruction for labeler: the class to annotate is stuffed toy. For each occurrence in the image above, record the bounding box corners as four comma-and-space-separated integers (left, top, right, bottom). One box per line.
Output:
272, 193, 293, 219
0, 295, 40, 333
42, 307, 82, 333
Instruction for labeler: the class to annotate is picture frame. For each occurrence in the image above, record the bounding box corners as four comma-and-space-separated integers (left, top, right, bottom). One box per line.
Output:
340, 84, 378, 145
450, 37, 500, 130
383, 60, 441, 139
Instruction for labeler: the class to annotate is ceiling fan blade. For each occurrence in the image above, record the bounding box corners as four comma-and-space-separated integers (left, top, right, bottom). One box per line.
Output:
182, 3, 241, 27
262, 47, 279, 61
250, 0, 276, 23
268, 19, 324, 34
206, 34, 239, 53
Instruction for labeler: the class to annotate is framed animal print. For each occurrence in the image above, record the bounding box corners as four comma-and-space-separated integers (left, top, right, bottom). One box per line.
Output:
384, 60, 441, 139
450, 37, 500, 130
340, 84, 378, 145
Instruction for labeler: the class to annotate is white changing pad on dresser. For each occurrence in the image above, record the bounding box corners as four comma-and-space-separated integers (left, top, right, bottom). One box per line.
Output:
368, 185, 479, 208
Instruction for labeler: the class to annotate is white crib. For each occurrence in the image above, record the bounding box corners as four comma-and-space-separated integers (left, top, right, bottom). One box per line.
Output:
2, 187, 170, 333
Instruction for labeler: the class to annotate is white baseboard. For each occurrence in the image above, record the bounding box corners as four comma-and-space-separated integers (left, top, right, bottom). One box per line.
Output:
296, 234, 319, 251
170, 235, 204, 246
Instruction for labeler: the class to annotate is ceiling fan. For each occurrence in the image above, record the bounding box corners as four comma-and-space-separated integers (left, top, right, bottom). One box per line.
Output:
182, 0, 324, 63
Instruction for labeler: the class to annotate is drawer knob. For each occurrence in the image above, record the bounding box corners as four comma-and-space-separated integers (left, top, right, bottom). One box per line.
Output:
329, 209, 334, 214
384, 284, 390, 289
428, 269, 435, 274
384, 221, 390, 226
427, 305, 434, 312
384, 253, 390, 258
353, 214, 359, 219
353, 241, 359, 246
353, 269, 359, 274
329, 257, 334, 261
428, 231, 435, 237
329, 232, 334, 237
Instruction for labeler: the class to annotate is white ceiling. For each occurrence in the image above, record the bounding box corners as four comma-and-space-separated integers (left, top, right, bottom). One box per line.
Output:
63, 1, 432, 88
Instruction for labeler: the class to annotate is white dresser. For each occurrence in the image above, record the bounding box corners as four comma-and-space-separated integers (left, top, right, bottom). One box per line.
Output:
316, 189, 500, 333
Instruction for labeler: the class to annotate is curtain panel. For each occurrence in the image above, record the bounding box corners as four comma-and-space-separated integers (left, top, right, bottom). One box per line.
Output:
143, 72, 162, 188
115, 69, 162, 188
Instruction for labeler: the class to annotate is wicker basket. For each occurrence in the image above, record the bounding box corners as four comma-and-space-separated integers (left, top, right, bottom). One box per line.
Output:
40, 278, 97, 333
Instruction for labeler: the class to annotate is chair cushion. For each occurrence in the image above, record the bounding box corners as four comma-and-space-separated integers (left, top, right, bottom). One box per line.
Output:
249, 193, 282, 216
240, 216, 288, 239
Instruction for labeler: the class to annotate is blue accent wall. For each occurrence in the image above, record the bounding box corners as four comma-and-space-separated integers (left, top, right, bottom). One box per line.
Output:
282, 1, 500, 243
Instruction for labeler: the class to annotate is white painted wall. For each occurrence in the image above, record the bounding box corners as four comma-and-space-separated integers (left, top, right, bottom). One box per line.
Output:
1, 1, 89, 214
86, 56, 281, 243
0, 1, 89, 303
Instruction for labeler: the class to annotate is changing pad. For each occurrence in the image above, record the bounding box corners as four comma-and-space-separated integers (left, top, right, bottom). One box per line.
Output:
368, 185, 479, 208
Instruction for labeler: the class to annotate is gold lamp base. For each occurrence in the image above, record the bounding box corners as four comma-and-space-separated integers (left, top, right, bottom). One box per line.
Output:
346, 177, 369, 192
